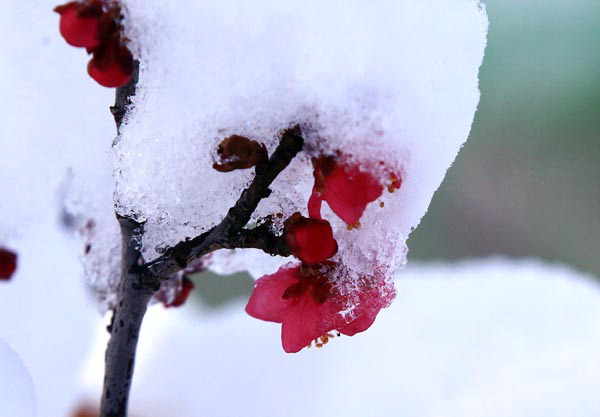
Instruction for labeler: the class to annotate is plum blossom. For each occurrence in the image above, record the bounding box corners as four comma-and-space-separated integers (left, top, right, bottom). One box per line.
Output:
245, 262, 393, 353
308, 154, 401, 226
283, 213, 337, 265
54, 0, 134, 87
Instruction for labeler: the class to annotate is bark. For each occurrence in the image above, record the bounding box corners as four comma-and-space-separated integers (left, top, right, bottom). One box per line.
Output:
99, 216, 151, 417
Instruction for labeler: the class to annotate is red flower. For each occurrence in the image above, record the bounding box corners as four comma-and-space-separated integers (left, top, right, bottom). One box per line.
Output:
54, 1, 103, 49
310, 155, 399, 226
55, 0, 134, 88
283, 213, 337, 264
87, 42, 133, 87
245, 263, 392, 353
0, 248, 18, 281
164, 277, 195, 308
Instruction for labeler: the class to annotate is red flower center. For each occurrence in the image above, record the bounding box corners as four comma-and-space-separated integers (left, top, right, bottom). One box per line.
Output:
281, 266, 332, 305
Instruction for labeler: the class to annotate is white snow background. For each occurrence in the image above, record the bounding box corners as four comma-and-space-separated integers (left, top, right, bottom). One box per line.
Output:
0, 339, 36, 417
80, 259, 600, 417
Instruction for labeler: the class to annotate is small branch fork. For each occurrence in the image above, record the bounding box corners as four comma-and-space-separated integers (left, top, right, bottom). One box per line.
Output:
99, 61, 303, 417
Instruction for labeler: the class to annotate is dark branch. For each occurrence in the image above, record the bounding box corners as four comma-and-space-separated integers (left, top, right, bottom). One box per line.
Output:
111, 60, 140, 134
142, 125, 303, 281
99, 54, 303, 417
100, 216, 152, 417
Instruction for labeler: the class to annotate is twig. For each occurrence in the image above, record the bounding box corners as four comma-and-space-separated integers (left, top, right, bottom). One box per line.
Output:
110, 60, 140, 134
142, 126, 303, 281
99, 216, 152, 417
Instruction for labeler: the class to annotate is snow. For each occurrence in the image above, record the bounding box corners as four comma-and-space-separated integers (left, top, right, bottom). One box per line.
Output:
0, 214, 98, 417
0, 339, 36, 417
111, 0, 488, 302
77, 259, 600, 417
1, 0, 487, 310
0, 0, 120, 309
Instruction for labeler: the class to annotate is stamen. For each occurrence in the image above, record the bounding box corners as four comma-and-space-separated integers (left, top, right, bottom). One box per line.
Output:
313, 332, 337, 349
347, 221, 361, 231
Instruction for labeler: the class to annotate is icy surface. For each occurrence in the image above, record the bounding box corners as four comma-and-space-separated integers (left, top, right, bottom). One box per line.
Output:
0, 339, 36, 417
113, 0, 488, 292
78, 259, 600, 417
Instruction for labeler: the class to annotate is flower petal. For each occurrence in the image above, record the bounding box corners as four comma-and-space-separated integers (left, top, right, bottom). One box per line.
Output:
281, 296, 343, 353
323, 164, 383, 225
245, 264, 300, 323
337, 308, 380, 336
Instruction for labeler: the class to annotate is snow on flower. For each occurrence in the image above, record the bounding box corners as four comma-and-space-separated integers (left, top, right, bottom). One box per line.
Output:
247, 262, 393, 353
308, 154, 399, 226
47, 0, 489, 328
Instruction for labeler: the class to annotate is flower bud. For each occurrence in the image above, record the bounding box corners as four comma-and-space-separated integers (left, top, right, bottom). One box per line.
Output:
212, 135, 268, 172
0, 248, 17, 280
284, 213, 337, 264
54, 1, 103, 49
87, 42, 133, 87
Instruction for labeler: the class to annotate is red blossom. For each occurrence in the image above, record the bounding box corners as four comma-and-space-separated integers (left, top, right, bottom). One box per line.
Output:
245, 262, 391, 353
0, 248, 18, 281
163, 277, 195, 308
309, 154, 403, 225
87, 42, 133, 87
54, 1, 103, 49
55, 0, 134, 88
309, 155, 382, 225
283, 213, 337, 264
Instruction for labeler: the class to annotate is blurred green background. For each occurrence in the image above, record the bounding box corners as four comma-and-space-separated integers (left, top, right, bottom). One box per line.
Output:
195, 0, 600, 305
408, 0, 600, 275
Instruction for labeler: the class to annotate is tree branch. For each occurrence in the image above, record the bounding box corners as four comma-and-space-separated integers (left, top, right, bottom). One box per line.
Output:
142, 125, 303, 281
100, 216, 152, 417
111, 60, 140, 134
99, 55, 303, 417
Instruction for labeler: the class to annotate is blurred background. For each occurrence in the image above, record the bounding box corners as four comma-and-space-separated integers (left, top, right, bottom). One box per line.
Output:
408, 0, 600, 275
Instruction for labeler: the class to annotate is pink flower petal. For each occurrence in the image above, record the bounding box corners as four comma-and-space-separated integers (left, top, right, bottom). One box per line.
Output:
245, 264, 300, 323
281, 296, 343, 353
322, 164, 383, 225
337, 308, 380, 336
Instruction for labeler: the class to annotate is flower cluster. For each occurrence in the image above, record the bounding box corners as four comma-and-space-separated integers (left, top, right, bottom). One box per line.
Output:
245, 152, 401, 352
54, 0, 134, 87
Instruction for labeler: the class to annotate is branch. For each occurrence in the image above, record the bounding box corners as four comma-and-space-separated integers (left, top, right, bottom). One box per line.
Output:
99, 55, 303, 417
99, 216, 152, 417
142, 126, 303, 281
111, 60, 140, 134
